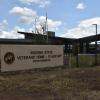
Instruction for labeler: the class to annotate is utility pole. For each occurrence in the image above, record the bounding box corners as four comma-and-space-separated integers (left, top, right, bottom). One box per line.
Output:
35, 18, 37, 34
45, 12, 48, 43
92, 24, 97, 65
45, 4, 48, 43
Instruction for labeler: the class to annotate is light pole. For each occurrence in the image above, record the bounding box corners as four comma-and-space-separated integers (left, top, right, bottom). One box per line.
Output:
92, 24, 97, 65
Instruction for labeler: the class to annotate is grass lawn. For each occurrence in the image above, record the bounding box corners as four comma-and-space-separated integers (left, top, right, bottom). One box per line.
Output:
0, 66, 100, 100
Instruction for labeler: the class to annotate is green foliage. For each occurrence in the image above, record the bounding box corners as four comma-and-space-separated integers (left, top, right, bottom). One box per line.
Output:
78, 55, 95, 67
65, 54, 100, 68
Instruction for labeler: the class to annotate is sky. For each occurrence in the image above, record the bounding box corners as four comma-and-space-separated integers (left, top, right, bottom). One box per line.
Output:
0, 0, 100, 39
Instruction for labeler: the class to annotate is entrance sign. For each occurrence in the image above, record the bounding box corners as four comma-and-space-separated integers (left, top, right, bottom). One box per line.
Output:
0, 45, 64, 72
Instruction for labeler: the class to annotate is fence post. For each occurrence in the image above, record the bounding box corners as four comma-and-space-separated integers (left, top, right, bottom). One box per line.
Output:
76, 54, 79, 67
69, 54, 71, 68
76, 44, 79, 67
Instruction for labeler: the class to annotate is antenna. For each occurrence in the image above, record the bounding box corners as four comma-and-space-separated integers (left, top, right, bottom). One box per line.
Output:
46, 12, 48, 33
45, 11, 48, 42
35, 18, 37, 34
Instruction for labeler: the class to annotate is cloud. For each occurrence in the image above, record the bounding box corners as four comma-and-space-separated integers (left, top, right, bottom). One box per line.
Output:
0, 20, 8, 31
48, 19, 62, 30
10, 7, 37, 17
39, 16, 62, 29
0, 17, 62, 38
0, 16, 62, 38
76, 3, 85, 10
19, 0, 50, 8
9, 7, 37, 24
0, 24, 25, 39
35, 16, 62, 33
8, 5, 62, 37
61, 17, 100, 38
78, 17, 100, 27
19, 16, 34, 24
19, 0, 33, 5
33, 0, 50, 8
0, 31, 24, 39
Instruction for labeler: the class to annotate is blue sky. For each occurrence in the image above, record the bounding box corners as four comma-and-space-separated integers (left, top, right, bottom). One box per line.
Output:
0, 0, 100, 38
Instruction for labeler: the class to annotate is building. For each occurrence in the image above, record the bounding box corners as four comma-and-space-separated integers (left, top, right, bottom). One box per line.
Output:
0, 31, 100, 54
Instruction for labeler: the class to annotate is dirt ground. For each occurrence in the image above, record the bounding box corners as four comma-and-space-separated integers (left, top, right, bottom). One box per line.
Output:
0, 66, 100, 100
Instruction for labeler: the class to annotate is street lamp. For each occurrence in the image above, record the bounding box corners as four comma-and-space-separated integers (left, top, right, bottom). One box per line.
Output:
92, 24, 97, 65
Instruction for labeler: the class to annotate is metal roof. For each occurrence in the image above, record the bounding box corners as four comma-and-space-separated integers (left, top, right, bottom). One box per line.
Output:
0, 31, 100, 45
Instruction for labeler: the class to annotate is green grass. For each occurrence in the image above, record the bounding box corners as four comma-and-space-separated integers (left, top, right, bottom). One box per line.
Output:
67, 54, 100, 68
